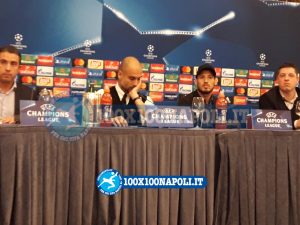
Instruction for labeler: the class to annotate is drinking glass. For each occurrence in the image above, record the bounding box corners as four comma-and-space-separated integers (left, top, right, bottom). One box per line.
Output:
192, 97, 205, 128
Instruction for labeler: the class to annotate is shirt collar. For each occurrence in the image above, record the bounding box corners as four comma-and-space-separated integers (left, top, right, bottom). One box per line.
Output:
279, 89, 298, 104
115, 83, 126, 101
0, 82, 16, 95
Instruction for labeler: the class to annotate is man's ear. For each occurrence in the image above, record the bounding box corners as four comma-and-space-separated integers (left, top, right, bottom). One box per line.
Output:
214, 77, 218, 86
117, 70, 122, 80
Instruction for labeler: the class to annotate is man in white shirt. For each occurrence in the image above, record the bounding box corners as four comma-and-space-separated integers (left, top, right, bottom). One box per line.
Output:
0, 45, 38, 124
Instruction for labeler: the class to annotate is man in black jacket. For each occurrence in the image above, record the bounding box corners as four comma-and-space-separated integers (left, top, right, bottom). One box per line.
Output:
259, 63, 300, 129
0, 45, 38, 124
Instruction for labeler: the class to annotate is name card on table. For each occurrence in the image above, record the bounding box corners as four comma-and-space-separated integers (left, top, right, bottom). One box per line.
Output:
247, 109, 292, 130
145, 105, 193, 128
20, 100, 81, 126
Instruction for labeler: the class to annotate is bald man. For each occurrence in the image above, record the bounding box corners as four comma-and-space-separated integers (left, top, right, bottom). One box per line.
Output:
98, 56, 153, 127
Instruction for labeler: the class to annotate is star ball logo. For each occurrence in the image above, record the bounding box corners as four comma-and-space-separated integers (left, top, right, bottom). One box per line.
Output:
143, 44, 158, 60
96, 169, 122, 195
202, 49, 215, 63
256, 52, 269, 67
14, 33, 23, 42
80, 39, 96, 55
12, 33, 27, 50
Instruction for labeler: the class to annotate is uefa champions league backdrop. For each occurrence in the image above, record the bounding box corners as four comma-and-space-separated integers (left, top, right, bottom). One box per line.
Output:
1, 0, 299, 69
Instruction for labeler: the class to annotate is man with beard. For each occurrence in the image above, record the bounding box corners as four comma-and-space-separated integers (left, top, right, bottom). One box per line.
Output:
98, 56, 153, 127
178, 63, 218, 106
0, 45, 38, 124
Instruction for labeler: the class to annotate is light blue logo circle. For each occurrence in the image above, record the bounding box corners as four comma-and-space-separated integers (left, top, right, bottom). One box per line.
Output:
96, 169, 122, 195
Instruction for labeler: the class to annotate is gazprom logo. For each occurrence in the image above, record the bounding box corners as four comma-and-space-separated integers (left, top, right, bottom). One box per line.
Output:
266, 112, 277, 118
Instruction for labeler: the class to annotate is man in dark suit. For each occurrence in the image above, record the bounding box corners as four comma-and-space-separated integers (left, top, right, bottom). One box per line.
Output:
259, 62, 300, 129
178, 63, 218, 107
0, 45, 38, 124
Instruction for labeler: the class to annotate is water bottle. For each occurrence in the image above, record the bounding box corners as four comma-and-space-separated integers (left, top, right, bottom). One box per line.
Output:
100, 86, 112, 127
215, 90, 227, 129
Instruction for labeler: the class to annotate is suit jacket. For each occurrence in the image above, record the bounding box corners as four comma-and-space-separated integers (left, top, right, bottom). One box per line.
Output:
14, 83, 39, 122
177, 90, 216, 107
259, 86, 300, 129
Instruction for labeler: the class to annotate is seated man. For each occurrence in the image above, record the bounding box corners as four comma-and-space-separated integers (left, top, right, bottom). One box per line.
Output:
0, 45, 38, 124
259, 62, 300, 129
98, 56, 153, 127
178, 63, 218, 127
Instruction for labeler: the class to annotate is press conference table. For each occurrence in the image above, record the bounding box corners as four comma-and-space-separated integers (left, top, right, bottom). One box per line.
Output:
0, 126, 299, 225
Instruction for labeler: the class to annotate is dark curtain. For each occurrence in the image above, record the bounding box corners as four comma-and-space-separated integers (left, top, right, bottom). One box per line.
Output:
0, 127, 216, 225
215, 130, 300, 225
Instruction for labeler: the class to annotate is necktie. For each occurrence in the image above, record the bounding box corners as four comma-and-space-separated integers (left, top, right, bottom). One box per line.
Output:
121, 93, 127, 104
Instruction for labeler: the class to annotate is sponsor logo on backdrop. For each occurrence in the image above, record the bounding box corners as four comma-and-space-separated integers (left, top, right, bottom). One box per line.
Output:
87, 79, 103, 89
105, 71, 117, 79
234, 78, 248, 87
71, 78, 87, 89
179, 75, 193, 84
165, 65, 179, 73
222, 87, 235, 96
248, 79, 261, 88
164, 93, 178, 101
37, 56, 54, 66
221, 78, 234, 86
150, 73, 164, 82
233, 96, 247, 105
150, 64, 165, 73
21, 76, 35, 85
54, 78, 70, 87
71, 68, 87, 78
104, 60, 119, 70
53, 87, 70, 97
103, 79, 117, 87
55, 67, 71, 76
247, 88, 260, 97
261, 80, 273, 88
37, 66, 54, 76
179, 84, 193, 94
142, 63, 150, 71
88, 69, 104, 77
80, 40, 96, 55
221, 68, 235, 77
11, 33, 27, 50
87, 59, 103, 69
21, 54, 37, 65
262, 71, 274, 80
235, 87, 247, 96
212, 86, 221, 95
149, 92, 164, 102
143, 45, 158, 60
165, 74, 179, 83
248, 70, 262, 79
36, 76, 53, 87
141, 73, 150, 82
202, 49, 215, 63
73, 58, 86, 67
71, 89, 86, 95
164, 83, 179, 93
260, 89, 270, 95
149, 83, 164, 92
19, 65, 36, 75
55, 57, 71, 66
235, 69, 248, 78
180, 66, 192, 74
215, 68, 222, 77
256, 53, 269, 67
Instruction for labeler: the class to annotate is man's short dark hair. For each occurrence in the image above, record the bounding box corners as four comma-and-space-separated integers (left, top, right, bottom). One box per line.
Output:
275, 62, 299, 79
0, 45, 21, 60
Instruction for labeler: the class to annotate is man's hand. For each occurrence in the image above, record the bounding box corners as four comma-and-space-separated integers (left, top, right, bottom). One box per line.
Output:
128, 80, 142, 99
0, 116, 15, 124
295, 119, 300, 129
111, 116, 128, 127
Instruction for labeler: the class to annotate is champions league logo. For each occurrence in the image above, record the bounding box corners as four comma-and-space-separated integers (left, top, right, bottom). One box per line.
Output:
256, 52, 269, 68
202, 49, 215, 64
79, 39, 96, 55
11, 33, 27, 50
